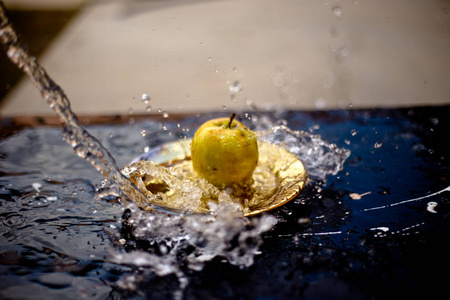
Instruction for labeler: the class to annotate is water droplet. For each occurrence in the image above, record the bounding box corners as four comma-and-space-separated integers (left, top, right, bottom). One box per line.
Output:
141, 130, 147, 137
229, 81, 242, 95
32, 182, 42, 192
272, 74, 284, 87
430, 117, 439, 126
427, 201, 438, 213
340, 47, 350, 57
314, 97, 327, 109
332, 6, 342, 17
162, 111, 169, 118
141, 93, 150, 104
292, 74, 301, 83
351, 129, 357, 136
298, 217, 311, 224
350, 191, 371, 200
278, 119, 288, 126
374, 142, 383, 149
371, 226, 389, 232
207, 57, 212, 62
323, 74, 335, 88
330, 42, 339, 52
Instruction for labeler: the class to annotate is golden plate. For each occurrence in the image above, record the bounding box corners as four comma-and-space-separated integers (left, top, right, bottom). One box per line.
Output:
126, 139, 308, 216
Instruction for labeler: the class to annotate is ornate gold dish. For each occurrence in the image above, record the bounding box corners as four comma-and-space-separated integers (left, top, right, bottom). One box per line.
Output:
124, 139, 308, 217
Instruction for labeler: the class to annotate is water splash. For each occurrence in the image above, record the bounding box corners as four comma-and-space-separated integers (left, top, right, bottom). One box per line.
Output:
109, 201, 277, 298
109, 122, 350, 298
258, 126, 351, 181
0, 4, 351, 298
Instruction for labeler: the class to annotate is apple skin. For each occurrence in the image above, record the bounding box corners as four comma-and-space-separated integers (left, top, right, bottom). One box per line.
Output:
191, 116, 259, 188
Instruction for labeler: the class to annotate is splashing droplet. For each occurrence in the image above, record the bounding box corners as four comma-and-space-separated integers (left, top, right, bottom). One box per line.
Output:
350, 191, 371, 200
332, 6, 342, 17
427, 201, 438, 213
272, 74, 284, 87
292, 74, 301, 83
229, 81, 242, 93
141, 93, 150, 104
32, 182, 42, 192
323, 73, 335, 88
314, 97, 327, 109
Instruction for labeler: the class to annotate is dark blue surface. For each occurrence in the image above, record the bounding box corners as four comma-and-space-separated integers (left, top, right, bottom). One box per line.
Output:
1, 107, 449, 300
121, 107, 450, 299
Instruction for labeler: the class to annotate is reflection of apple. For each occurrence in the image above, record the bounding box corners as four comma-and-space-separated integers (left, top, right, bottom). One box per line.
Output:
191, 113, 259, 188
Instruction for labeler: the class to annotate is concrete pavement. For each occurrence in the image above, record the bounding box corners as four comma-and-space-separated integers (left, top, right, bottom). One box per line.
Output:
1, 0, 449, 116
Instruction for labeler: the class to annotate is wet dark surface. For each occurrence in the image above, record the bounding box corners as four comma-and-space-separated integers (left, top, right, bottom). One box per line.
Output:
1, 107, 449, 299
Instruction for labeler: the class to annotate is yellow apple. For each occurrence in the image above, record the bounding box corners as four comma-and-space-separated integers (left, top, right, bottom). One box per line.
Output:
191, 113, 259, 188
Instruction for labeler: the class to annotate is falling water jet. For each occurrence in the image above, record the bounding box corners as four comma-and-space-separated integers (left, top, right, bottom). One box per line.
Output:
0, 2, 154, 211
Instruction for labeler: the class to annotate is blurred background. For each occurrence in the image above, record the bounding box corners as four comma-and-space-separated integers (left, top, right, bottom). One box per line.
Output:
1, 0, 449, 117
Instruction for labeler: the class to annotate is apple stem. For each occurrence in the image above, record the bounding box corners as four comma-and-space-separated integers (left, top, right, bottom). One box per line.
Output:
228, 113, 236, 128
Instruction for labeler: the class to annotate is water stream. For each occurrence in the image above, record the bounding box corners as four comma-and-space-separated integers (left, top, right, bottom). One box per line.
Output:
4, 3, 156, 207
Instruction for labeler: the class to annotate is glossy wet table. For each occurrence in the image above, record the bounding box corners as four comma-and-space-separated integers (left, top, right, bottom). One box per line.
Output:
0, 107, 449, 299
